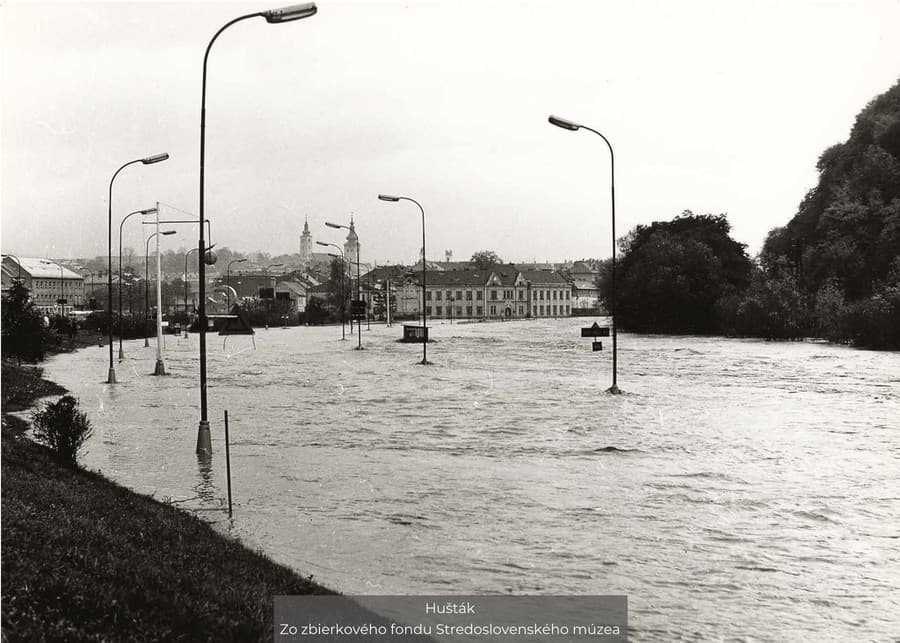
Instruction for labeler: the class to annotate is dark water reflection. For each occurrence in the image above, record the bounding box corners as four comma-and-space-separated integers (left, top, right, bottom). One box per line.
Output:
41, 320, 900, 641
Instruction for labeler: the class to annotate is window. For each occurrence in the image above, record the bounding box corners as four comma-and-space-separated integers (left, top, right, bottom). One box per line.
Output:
426, 306, 432, 315
539, 291, 544, 300
518, 289, 525, 300
466, 306, 473, 316
565, 305, 570, 315
518, 305, 524, 315
540, 305, 544, 315
446, 290, 452, 300
456, 306, 462, 316
476, 291, 483, 300
490, 290, 498, 300
456, 291, 463, 300
553, 305, 557, 315
476, 306, 483, 316
426, 291, 432, 301
465, 291, 473, 301
436, 306, 442, 316
490, 305, 496, 315
436, 291, 442, 301
566, 291, 570, 300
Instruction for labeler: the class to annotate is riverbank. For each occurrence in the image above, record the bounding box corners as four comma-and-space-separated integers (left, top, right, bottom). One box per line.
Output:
1, 361, 335, 641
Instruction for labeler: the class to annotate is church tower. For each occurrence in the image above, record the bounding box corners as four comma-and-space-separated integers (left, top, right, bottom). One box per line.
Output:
343, 214, 360, 266
299, 216, 312, 265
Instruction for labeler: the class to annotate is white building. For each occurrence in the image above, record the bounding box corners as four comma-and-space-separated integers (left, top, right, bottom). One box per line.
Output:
1, 256, 85, 314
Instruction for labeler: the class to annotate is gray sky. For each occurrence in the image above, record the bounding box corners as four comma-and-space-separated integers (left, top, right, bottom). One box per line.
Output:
2, 0, 899, 266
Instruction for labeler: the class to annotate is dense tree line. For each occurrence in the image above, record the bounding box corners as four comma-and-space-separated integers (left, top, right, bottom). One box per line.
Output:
599, 79, 900, 349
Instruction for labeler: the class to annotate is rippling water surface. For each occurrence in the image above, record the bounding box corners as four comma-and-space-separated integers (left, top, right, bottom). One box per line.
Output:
42, 319, 900, 641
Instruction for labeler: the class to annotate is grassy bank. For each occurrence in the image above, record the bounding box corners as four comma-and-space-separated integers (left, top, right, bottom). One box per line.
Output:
1, 363, 335, 641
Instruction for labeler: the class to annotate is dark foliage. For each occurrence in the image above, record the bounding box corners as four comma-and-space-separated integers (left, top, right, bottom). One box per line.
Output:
600, 211, 752, 334
1, 281, 49, 363
30, 395, 93, 466
759, 79, 900, 348
471, 250, 502, 270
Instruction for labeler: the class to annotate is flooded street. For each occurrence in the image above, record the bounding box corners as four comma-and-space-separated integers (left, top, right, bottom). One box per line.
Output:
42, 319, 900, 641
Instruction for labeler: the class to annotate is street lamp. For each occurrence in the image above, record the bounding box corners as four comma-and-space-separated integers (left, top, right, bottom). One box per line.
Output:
119, 207, 158, 360
318, 242, 347, 340
106, 155, 168, 384
226, 258, 247, 307
377, 194, 429, 364
145, 231, 177, 347
196, 2, 317, 455
325, 221, 363, 350
263, 263, 283, 330
548, 114, 620, 394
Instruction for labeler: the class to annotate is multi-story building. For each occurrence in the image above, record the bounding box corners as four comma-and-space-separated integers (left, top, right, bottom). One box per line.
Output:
413, 266, 572, 320
1, 256, 85, 314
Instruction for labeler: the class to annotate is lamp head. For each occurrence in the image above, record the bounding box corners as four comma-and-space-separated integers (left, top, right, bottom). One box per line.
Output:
140, 207, 158, 215
548, 115, 581, 131
316, 241, 329, 247
378, 194, 400, 202
327, 253, 338, 258
263, 2, 317, 23
142, 153, 170, 164
235, 258, 247, 263
161, 230, 177, 236
325, 222, 341, 229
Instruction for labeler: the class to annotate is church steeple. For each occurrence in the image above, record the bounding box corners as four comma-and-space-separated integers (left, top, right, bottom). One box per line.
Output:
344, 213, 360, 265
299, 214, 313, 264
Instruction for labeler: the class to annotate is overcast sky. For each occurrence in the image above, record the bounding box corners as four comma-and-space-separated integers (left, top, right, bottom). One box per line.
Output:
2, 0, 898, 266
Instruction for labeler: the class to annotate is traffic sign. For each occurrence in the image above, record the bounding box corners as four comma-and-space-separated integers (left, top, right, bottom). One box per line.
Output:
581, 322, 610, 338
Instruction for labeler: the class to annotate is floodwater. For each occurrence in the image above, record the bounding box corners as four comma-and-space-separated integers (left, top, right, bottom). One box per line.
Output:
41, 319, 900, 641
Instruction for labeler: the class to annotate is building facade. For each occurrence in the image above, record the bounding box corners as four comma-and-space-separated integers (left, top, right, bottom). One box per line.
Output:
1, 256, 85, 314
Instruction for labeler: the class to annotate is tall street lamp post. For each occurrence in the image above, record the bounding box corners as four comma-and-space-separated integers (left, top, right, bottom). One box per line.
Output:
378, 194, 429, 364
548, 115, 620, 394
145, 231, 177, 347
196, 2, 317, 455
319, 242, 347, 340
107, 155, 168, 384
325, 221, 362, 350
118, 207, 159, 359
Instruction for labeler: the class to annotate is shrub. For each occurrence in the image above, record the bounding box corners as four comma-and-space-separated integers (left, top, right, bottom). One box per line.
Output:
31, 395, 93, 466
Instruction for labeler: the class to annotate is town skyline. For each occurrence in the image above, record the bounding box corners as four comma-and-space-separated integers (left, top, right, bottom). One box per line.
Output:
3, 1, 899, 265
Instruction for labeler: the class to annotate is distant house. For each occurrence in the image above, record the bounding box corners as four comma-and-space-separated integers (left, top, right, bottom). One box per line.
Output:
274, 280, 309, 313
1, 256, 85, 314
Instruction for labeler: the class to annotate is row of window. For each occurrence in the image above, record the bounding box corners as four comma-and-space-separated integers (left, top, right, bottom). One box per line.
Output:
425, 288, 570, 302
424, 304, 572, 317
32, 279, 82, 290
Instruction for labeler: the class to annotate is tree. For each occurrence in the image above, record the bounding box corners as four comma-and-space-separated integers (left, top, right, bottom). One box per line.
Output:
325, 258, 349, 320
471, 250, 501, 270
1, 281, 48, 363
601, 212, 752, 334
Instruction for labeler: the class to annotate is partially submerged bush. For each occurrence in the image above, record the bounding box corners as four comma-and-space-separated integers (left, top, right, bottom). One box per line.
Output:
31, 395, 93, 466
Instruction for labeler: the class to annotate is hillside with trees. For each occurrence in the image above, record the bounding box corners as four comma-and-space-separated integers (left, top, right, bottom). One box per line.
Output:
756, 79, 900, 348
603, 79, 900, 349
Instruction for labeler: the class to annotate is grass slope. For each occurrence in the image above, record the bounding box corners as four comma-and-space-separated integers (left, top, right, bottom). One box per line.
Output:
2, 363, 335, 641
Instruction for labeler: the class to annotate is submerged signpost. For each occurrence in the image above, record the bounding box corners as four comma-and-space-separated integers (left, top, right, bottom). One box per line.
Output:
581, 321, 610, 352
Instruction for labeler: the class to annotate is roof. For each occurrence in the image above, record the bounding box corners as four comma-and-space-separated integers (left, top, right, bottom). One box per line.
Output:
275, 280, 308, 296
2, 256, 83, 280
516, 269, 569, 285
573, 281, 598, 289
419, 270, 490, 287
